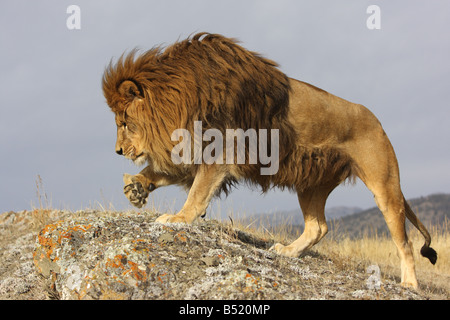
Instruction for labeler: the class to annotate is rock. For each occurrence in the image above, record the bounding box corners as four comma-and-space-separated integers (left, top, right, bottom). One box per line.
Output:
157, 232, 175, 244
200, 256, 220, 267
31, 210, 429, 300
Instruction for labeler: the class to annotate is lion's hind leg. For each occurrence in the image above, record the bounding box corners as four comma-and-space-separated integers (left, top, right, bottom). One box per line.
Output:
350, 136, 419, 288
371, 184, 419, 288
270, 184, 336, 257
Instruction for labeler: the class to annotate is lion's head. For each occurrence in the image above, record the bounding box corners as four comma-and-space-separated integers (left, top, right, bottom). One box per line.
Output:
102, 48, 190, 175
112, 81, 148, 166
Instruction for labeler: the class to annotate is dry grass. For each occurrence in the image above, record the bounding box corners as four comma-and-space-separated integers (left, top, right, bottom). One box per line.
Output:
312, 219, 450, 296
229, 207, 449, 273
314, 219, 450, 276
230, 211, 449, 294
30, 175, 53, 230
222, 209, 301, 244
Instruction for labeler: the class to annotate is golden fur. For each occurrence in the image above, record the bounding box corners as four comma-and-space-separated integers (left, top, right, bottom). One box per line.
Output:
103, 32, 436, 288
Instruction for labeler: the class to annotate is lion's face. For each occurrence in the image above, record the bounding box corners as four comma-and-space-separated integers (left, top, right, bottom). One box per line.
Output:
114, 104, 147, 166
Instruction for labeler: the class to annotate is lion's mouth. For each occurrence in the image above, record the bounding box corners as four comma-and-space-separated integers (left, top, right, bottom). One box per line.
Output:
132, 152, 146, 166
124, 147, 143, 160
134, 152, 144, 160
123, 147, 146, 165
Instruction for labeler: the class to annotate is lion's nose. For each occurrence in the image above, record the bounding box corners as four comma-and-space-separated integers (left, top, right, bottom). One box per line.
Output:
116, 148, 123, 155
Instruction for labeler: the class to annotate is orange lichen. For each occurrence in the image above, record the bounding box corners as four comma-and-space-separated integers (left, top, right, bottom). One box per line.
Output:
157, 272, 167, 283
243, 273, 263, 292
106, 254, 126, 270
162, 226, 174, 232
106, 254, 148, 285
36, 223, 94, 261
175, 231, 187, 242
36, 223, 61, 259
124, 261, 147, 282
58, 224, 93, 243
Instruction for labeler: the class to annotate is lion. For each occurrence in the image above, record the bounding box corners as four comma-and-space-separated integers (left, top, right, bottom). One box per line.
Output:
102, 32, 437, 288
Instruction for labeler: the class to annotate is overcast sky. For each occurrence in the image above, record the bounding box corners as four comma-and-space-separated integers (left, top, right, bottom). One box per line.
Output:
1, 1, 449, 218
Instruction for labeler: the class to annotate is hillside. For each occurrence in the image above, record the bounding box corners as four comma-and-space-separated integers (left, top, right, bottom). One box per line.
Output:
252, 193, 450, 239
0, 209, 448, 301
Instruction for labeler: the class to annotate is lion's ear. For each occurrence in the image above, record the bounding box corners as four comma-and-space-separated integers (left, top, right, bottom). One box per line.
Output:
118, 80, 142, 100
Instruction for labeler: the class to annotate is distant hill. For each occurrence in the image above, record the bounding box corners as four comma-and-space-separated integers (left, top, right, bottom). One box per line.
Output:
334, 193, 450, 238
241, 193, 450, 239
241, 205, 362, 229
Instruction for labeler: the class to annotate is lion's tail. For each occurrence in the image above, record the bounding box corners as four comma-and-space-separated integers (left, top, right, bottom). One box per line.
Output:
404, 195, 437, 265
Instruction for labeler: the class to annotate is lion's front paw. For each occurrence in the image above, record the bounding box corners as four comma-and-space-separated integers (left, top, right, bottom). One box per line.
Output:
124, 181, 149, 208
269, 243, 298, 258
155, 213, 191, 224
269, 243, 285, 254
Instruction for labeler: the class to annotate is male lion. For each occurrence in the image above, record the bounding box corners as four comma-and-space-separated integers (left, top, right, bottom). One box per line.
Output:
102, 32, 436, 288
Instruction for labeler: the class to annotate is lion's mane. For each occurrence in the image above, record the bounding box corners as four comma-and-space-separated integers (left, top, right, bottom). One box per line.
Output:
102, 32, 354, 193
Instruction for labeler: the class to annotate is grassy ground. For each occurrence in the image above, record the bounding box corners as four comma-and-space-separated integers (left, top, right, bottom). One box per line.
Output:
231, 213, 449, 295
315, 220, 449, 275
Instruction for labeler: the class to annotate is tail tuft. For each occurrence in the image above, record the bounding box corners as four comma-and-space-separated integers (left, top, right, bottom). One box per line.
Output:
420, 245, 437, 265
404, 196, 438, 265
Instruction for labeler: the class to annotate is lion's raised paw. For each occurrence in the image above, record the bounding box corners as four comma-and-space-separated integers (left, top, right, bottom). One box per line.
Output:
124, 181, 148, 208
